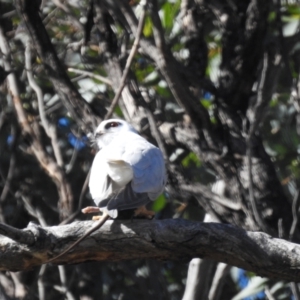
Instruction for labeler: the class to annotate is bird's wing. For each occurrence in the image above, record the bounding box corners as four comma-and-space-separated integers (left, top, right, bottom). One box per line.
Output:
130, 147, 166, 199
116, 132, 166, 199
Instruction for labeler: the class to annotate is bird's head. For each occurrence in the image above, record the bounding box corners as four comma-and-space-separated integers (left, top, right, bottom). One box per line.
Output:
94, 119, 137, 148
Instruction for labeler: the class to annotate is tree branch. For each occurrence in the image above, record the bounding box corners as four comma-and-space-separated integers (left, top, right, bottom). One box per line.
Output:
0, 223, 34, 245
0, 219, 299, 282
0, 24, 74, 219
15, 0, 100, 133
117, 0, 214, 142
104, 1, 146, 120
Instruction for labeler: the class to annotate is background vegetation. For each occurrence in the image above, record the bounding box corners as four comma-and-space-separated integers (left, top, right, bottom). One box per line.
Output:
1, 0, 300, 299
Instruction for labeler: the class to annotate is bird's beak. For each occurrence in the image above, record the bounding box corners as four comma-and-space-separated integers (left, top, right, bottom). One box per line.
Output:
94, 131, 104, 138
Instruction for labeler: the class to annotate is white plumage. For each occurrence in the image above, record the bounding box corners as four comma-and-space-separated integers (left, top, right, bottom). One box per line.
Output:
89, 119, 166, 218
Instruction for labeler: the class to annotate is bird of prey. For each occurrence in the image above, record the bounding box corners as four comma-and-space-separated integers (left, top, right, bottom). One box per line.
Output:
48, 119, 166, 262
88, 119, 166, 218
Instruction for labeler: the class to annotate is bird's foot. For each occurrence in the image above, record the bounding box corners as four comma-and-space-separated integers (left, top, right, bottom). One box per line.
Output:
81, 206, 101, 214
82, 206, 102, 220
134, 206, 155, 219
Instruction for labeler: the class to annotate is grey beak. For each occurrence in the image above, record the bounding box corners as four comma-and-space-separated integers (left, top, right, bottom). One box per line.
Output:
94, 131, 104, 138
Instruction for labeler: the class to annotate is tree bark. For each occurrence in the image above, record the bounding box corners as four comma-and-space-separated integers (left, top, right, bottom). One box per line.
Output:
0, 219, 299, 282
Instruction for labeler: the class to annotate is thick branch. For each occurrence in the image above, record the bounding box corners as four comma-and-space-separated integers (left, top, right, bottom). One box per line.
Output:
0, 223, 34, 245
0, 219, 300, 282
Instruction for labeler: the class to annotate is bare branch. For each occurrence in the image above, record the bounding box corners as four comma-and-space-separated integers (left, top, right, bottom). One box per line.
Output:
15, 0, 100, 133
182, 258, 216, 300
0, 25, 74, 219
57, 266, 76, 300
67, 68, 112, 86
208, 263, 231, 300
0, 219, 299, 282
290, 190, 300, 240
25, 41, 64, 167
181, 184, 242, 211
245, 49, 283, 235
37, 265, 46, 300
104, 2, 146, 120
246, 53, 272, 235
0, 223, 34, 245
117, 0, 214, 139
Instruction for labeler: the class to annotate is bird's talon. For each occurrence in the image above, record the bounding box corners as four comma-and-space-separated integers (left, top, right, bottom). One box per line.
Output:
134, 206, 155, 219
82, 206, 101, 214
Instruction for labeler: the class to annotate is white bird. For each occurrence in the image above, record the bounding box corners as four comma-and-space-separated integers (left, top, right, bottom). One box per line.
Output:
47, 119, 166, 262
89, 119, 166, 218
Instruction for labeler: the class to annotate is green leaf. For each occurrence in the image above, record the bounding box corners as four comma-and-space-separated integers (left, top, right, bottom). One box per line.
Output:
200, 99, 212, 109
182, 152, 201, 168
156, 85, 171, 97
268, 11, 276, 22
161, 0, 180, 34
286, 4, 300, 16
114, 106, 123, 117
273, 144, 287, 156
269, 98, 278, 108
162, 2, 173, 30
143, 16, 153, 37
152, 194, 167, 212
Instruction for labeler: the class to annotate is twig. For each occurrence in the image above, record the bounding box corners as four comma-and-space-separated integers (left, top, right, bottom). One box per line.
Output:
65, 147, 78, 174
141, 90, 168, 161
265, 286, 276, 300
37, 265, 47, 300
148, 1, 166, 53
290, 282, 300, 300
10, 273, 27, 299
104, 2, 146, 119
248, 53, 269, 138
25, 42, 64, 167
246, 53, 271, 234
181, 184, 242, 211
68, 68, 112, 85
59, 170, 90, 225
208, 263, 231, 300
274, 0, 293, 84
20, 195, 47, 227
0, 151, 15, 203
57, 266, 76, 300
289, 189, 300, 240
182, 258, 216, 300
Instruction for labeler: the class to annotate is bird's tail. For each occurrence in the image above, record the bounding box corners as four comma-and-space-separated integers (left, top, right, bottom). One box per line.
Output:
98, 183, 150, 218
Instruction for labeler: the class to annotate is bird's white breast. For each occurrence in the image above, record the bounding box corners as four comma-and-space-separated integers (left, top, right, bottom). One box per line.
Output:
106, 159, 133, 186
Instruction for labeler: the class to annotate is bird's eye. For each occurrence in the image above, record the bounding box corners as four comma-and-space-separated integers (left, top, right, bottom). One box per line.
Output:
110, 122, 119, 127
105, 122, 120, 129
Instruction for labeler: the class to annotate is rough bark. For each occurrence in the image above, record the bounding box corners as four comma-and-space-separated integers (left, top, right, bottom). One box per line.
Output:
0, 219, 300, 282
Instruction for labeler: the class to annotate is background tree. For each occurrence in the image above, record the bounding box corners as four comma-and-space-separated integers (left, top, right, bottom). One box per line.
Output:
0, 0, 300, 299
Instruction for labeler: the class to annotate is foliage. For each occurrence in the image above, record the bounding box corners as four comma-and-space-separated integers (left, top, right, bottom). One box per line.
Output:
1, 0, 300, 299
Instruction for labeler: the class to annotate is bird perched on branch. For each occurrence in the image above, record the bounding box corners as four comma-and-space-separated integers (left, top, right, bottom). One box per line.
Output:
87, 119, 166, 218
48, 119, 166, 262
